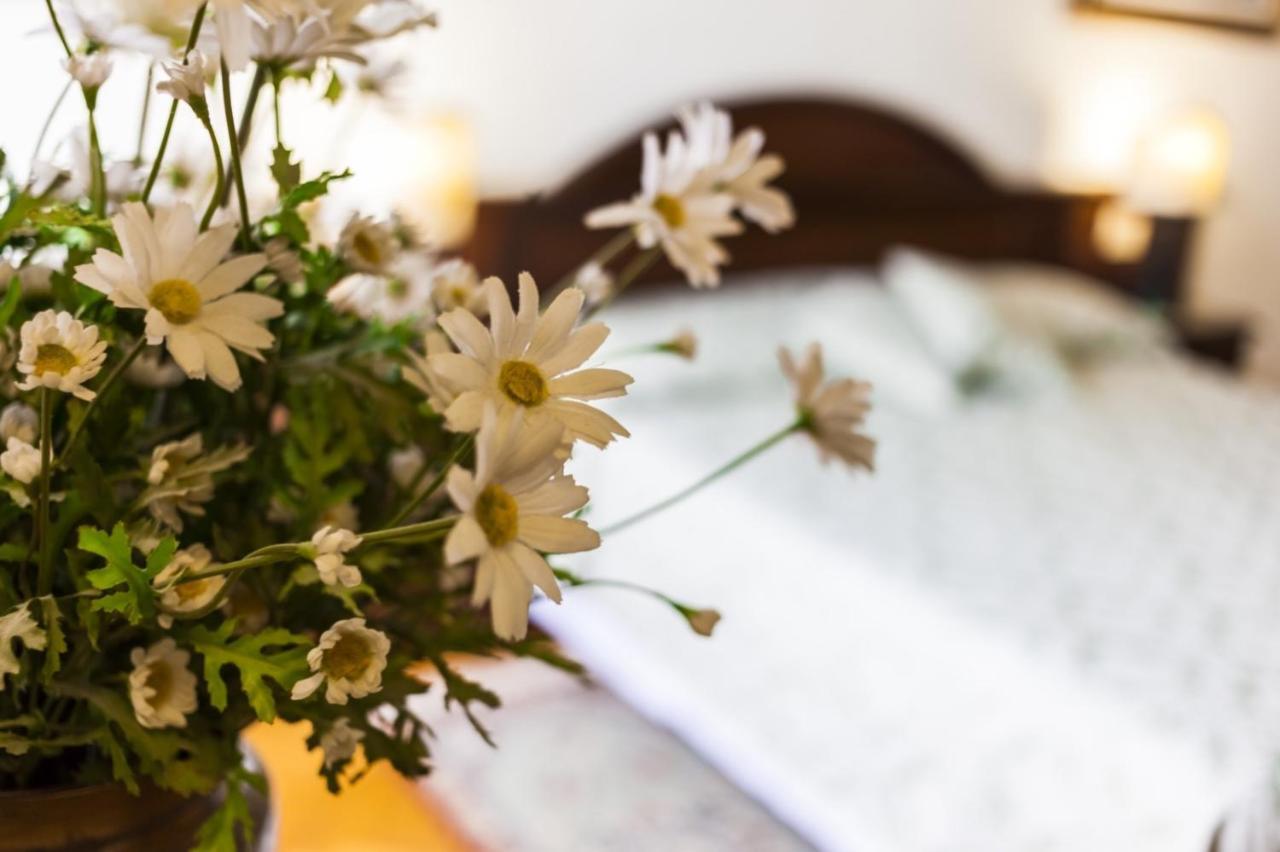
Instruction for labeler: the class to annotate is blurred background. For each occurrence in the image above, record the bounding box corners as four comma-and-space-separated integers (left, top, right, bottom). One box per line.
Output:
5, 1, 1280, 850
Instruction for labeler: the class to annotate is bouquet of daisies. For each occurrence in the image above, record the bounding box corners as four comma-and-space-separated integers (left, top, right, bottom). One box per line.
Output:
0, 1, 874, 848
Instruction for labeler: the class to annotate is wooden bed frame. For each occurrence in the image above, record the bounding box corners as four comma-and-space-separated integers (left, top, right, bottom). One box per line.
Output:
460, 96, 1193, 313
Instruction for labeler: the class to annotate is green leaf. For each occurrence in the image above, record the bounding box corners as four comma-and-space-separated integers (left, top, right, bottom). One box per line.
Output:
97, 726, 138, 794
38, 597, 66, 681
193, 770, 259, 852
0, 277, 21, 329
431, 656, 500, 747
79, 523, 172, 624
186, 621, 309, 721
0, 543, 29, 563
281, 169, 351, 211
270, 144, 301, 195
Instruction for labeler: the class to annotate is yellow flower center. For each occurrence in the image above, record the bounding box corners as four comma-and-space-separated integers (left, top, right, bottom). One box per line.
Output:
497, 360, 549, 407
149, 278, 202, 325
352, 231, 383, 268
653, 193, 686, 228
33, 343, 77, 376
450, 286, 469, 305
387, 278, 409, 299
145, 663, 173, 707
474, 484, 519, 547
173, 578, 213, 605
323, 634, 372, 681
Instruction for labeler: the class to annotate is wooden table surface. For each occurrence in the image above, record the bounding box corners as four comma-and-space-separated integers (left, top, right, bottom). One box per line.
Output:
246, 721, 476, 852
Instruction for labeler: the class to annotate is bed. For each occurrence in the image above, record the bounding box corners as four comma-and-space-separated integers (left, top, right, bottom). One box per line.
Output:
457, 98, 1279, 851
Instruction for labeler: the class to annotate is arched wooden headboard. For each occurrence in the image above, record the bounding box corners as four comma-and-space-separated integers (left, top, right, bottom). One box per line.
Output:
462, 96, 1174, 302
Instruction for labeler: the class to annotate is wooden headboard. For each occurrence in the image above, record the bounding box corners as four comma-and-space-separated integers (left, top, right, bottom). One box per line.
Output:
461, 96, 1181, 305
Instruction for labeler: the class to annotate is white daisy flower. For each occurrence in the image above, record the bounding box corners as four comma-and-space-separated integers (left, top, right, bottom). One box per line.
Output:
63, 53, 113, 89
387, 445, 425, 490
677, 102, 795, 233
307, 525, 363, 588
252, 11, 362, 67
572, 260, 613, 307
16, 310, 109, 401
779, 343, 876, 471
156, 49, 210, 105
319, 717, 365, 768
74, 202, 281, 391
0, 403, 37, 445
445, 405, 600, 641
327, 253, 436, 327
429, 259, 487, 318
585, 129, 742, 288
124, 348, 188, 389
263, 237, 304, 286
404, 329, 458, 416
212, 0, 255, 72
153, 544, 225, 626
428, 273, 633, 448
0, 602, 47, 691
142, 434, 252, 531
337, 215, 396, 274
1, 439, 43, 485
291, 617, 390, 705
128, 638, 199, 729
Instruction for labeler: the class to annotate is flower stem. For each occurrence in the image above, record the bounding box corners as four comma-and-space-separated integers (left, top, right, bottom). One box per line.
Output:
217, 63, 266, 208
599, 419, 801, 536
386, 436, 474, 528
198, 115, 227, 230
134, 64, 154, 166
220, 59, 255, 247
30, 79, 72, 173
36, 389, 55, 596
59, 338, 146, 466
85, 100, 105, 216
585, 245, 660, 319
141, 2, 207, 204
43, 0, 72, 57
548, 230, 635, 301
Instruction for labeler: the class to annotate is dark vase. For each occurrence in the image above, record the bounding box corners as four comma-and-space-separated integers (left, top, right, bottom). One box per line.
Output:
0, 779, 271, 852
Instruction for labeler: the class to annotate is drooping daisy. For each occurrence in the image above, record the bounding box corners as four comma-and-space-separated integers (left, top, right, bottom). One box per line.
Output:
142, 434, 252, 531
128, 638, 199, 729
0, 602, 47, 691
0, 403, 37, 445
387, 445, 425, 491
291, 617, 390, 706
156, 49, 210, 105
1, 439, 43, 485
585, 130, 742, 288
404, 330, 458, 416
74, 202, 281, 391
319, 717, 365, 768
64, 53, 113, 89
16, 310, 109, 401
327, 252, 436, 327
428, 273, 633, 447
429, 259, 487, 318
677, 101, 795, 233
779, 343, 876, 471
337, 215, 396, 274
572, 260, 613, 308
153, 544, 225, 626
445, 405, 600, 641
307, 525, 363, 588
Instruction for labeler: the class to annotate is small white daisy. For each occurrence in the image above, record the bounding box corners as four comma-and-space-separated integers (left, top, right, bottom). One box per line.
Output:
291, 617, 390, 706
74, 202, 281, 392
327, 253, 436, 327
156, 49, 209, 105
586, 129, 742, 288
428, 273, 633, 447
0, 602, 47, 691
572, 260, 613, 307
779, 343, 876, 471
0, 403, 37, 445
445, 405, 599, 641
1, 438, 43, 485
319, 717, 365, 768
307, 525, 363, 588
128, 638, 199, 729
64, 53, 113, 89
153, 544, 225, 626
430, 259, 487, 318
16, 310, 109, 401
337, 215, 397, 274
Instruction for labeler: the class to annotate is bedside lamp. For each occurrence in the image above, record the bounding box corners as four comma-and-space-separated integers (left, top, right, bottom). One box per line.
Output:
396, 113, 478, 249
1123, 107, 1230, 305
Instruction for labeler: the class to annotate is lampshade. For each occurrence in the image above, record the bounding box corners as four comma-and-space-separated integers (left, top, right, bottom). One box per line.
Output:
395, 113, 478, 248
1126, 107, 1230, 217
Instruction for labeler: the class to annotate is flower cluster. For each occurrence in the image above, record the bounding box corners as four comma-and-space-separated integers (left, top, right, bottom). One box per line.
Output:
0, 2, 874, 848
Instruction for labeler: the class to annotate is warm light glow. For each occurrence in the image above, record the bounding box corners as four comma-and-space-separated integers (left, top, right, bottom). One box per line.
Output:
397, 114, 478, 248
1092, 198, 1153, 263
1043, 72, 1159, 193
1127, 107, 1230, 216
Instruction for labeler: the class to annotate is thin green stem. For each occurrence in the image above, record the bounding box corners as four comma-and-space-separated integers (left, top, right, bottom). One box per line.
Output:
272, 71, 283, 147
134, 63, 154, 166
220, 59, 254, 247
30, 79, 72, 171
198, 115, 227, 230
585, 245, 660, 319
599, 419, 801, 536
59, 338, 146, 466
141, 2, 207, 204
360, 516, 456, 546
43, 0, 73, 57
85, 100, 105, 215
218, 63, 266, 208
36, 389, 55, 596
548, 230, 636, 301
386, 436, 474, 528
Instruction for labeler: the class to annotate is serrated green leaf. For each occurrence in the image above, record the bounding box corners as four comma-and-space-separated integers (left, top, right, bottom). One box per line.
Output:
38, 597, 65, 681
270, 144, 301, 195
186, 621, 309, 721
281, 169, 350, 210
79, 523, 170, 624
193, 770, 257, 852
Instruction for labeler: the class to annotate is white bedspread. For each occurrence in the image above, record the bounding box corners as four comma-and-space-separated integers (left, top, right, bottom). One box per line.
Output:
541, 272, 1280, 852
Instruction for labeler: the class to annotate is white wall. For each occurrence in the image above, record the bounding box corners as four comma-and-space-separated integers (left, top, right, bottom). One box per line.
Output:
3, 0, 1279, 371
